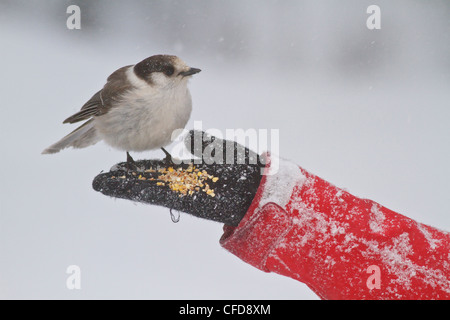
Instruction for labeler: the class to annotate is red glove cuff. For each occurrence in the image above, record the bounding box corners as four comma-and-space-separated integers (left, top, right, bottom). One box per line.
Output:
220, 153, 450, 299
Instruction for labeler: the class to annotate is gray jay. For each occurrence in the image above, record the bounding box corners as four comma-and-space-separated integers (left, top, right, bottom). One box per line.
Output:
42, 54, 201, 164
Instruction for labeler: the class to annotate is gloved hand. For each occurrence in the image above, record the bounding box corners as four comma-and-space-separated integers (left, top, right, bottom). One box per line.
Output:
92, 130, 265, 226
92, 130, 450, 300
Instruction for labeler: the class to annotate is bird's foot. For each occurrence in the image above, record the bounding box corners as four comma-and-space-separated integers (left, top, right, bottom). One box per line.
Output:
161, 147, 175, 167
123, 151, 139, 172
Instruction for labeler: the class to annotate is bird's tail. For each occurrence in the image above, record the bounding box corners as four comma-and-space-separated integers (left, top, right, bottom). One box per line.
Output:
42, 119, 100, 154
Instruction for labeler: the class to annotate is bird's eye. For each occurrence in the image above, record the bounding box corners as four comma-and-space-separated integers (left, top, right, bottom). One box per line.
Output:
163, 66, 175, 76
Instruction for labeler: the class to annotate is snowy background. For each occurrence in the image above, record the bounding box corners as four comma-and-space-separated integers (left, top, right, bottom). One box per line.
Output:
1, 0, 449, 299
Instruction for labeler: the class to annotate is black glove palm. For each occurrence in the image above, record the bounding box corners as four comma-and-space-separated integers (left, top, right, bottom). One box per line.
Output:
92, 131, 265, 226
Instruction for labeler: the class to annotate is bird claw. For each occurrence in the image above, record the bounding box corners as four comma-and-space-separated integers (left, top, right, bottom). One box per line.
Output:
161, 147, 175, 167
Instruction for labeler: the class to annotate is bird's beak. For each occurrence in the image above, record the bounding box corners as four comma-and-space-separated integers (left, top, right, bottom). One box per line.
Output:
179, 68, 201, 77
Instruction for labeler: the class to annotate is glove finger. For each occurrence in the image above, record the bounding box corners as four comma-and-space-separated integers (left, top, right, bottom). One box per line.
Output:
184, 130, 264, 167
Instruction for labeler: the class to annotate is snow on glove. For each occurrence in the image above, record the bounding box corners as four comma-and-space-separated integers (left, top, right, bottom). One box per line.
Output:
92, 130, 264, 226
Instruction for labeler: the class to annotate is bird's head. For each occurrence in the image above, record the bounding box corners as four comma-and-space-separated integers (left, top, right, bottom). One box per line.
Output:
134, 54, 201, 89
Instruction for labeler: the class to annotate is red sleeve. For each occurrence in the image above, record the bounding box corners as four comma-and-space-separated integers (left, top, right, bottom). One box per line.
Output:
220, 153, 450, 300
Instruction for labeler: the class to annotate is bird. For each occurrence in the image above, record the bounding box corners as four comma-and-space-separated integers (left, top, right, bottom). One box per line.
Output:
42, 54, 201, 166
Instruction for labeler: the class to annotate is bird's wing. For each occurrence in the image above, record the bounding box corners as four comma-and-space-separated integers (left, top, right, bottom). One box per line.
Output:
62, 65, 134, 124
63, 90, 103, 124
